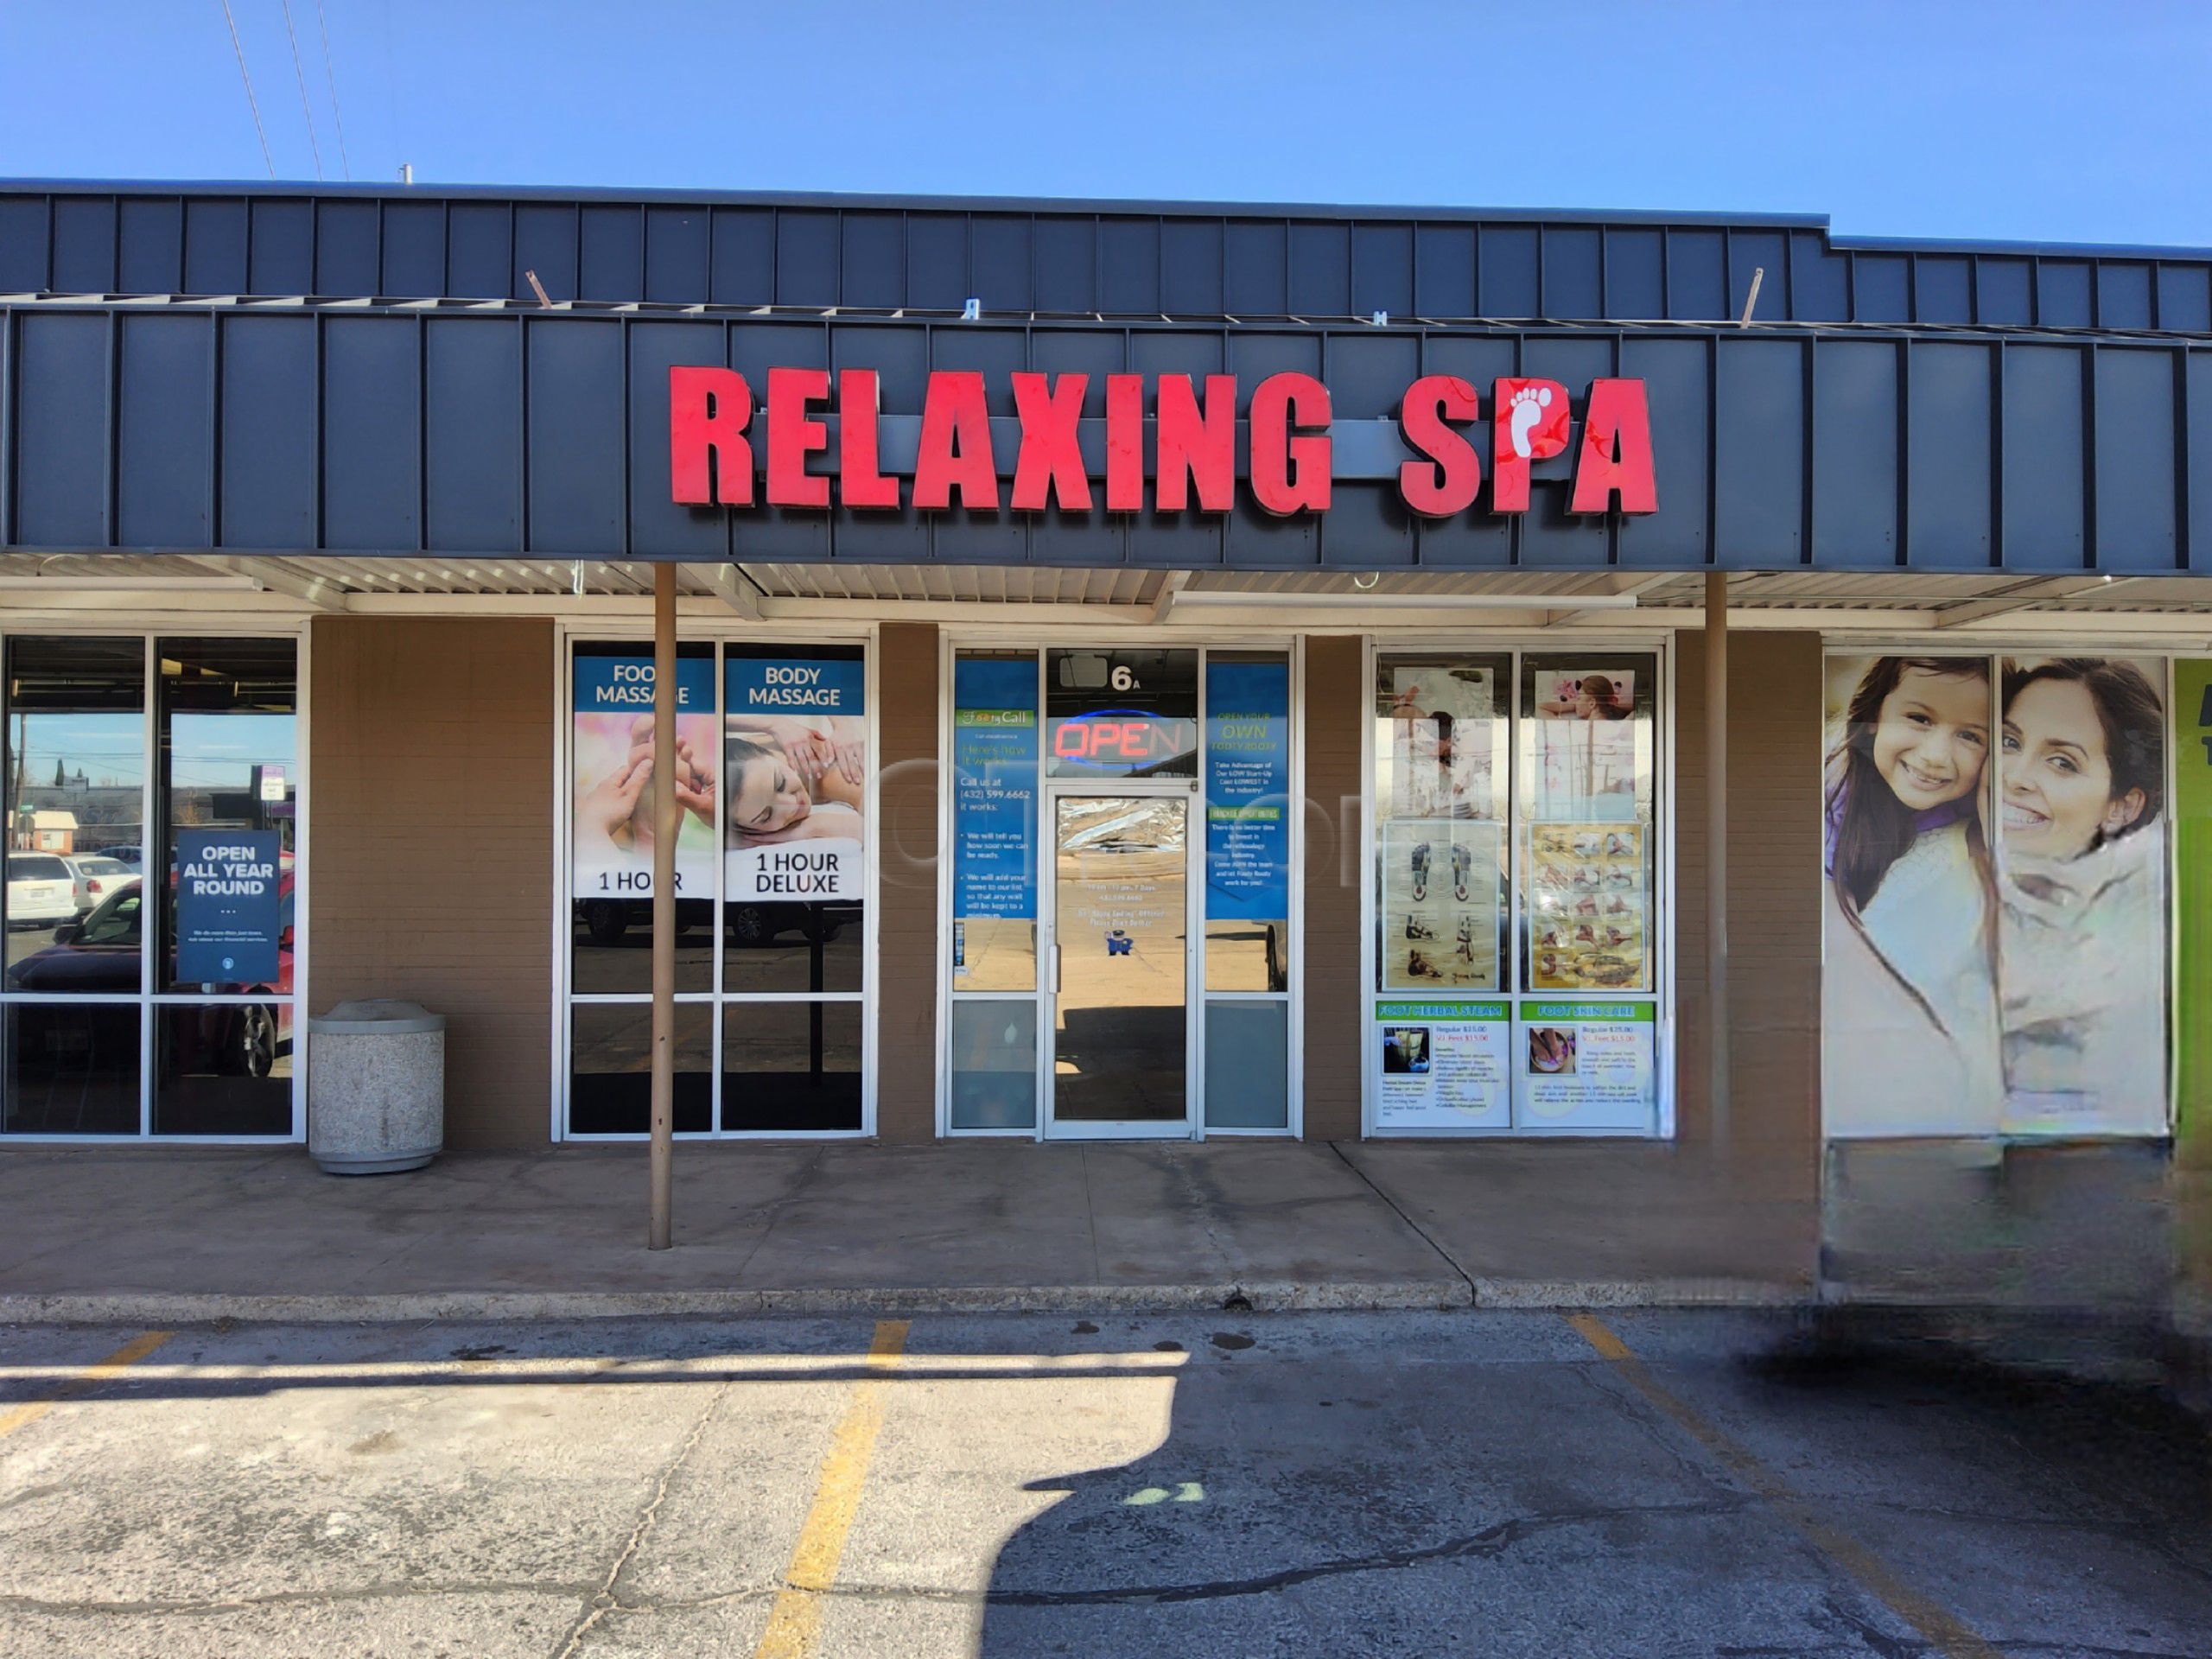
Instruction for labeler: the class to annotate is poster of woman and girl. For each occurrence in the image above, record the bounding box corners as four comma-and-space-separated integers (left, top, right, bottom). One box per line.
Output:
1823, 652, 2169, 1138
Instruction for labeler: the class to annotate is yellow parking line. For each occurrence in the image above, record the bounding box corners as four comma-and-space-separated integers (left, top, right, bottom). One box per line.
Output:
1565, 1313, 2001, 1659
753, 1319, 910, 1659
0, 1329, 173, 1444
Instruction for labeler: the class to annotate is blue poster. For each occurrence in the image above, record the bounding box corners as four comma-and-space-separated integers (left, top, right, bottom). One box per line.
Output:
953, 658, 1039, 923
175, 829, 283, 983
1205, 660, 1290, 922
571, 651, 714, 712
725, 652, 865, 717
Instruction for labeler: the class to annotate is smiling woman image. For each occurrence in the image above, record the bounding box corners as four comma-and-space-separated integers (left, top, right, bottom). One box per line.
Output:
724, 713, 867, 847
1994, 658, 2167, 1135
1821, 656, 2003, 1132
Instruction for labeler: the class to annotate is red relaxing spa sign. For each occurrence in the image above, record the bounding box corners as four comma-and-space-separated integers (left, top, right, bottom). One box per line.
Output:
669, 367, 1656, 519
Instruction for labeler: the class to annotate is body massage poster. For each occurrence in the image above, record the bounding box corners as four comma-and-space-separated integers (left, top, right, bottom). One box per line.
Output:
1821, 652, 2168, 1140
1376, 1001, 1511, 1130
952, 658, 1039, 988
571, 649, 717, 901
725, 648, 868, 904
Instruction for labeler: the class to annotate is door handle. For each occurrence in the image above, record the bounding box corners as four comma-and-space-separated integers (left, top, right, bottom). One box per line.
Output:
1052, 943, 1063, 994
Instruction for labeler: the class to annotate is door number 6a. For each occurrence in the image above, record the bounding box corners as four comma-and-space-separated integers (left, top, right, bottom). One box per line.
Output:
1109, 664, 1137, 691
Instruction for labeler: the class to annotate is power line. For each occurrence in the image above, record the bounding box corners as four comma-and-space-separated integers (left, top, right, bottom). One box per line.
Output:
312, 0, 352, 181
278, 0, 325, 181
216, 0, 276, 180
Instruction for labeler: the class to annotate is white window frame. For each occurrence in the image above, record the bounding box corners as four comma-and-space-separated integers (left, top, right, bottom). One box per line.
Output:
0, 621, 311, 1145
1359, 633, 1677, 1140
551, 620, 879, 1142
935, 631, 1306, 1141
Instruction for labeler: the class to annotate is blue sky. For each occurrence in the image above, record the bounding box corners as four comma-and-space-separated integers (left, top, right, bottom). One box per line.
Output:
3, 1, 2208, 249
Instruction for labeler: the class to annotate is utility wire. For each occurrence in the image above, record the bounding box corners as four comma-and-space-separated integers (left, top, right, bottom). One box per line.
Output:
312, 0, 352, 180
216, 0, 276, 180
278, 0, 325, 181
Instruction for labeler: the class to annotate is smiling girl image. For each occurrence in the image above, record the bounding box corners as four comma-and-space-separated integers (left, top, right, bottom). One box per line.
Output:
1993, 658, 2166, 1135
1821, 656, 2003, 1130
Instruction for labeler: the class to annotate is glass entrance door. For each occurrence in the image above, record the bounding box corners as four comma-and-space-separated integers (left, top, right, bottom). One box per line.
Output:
1047, 795, 1191, 1135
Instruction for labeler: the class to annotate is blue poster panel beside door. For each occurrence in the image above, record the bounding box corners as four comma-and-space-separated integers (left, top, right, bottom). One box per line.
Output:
1205, 657, 1290, 992
952, 657, 1040, 992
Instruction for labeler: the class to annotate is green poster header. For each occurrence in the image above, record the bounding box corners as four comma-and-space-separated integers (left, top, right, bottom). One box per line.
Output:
1375, 1001, 1510, 1022
1523, 1001, 1657, 1023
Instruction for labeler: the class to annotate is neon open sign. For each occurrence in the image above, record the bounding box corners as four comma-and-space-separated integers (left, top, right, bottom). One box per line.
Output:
1048, 710, 1197, 769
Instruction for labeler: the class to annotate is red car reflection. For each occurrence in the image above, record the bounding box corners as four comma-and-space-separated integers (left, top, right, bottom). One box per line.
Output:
6, 876, 295, 1078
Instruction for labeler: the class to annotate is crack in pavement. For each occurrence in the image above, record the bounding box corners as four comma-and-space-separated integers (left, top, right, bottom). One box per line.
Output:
788, 1497, 1754, 1608
548, 1372, 734, 1658
0, 1580, 599, 1618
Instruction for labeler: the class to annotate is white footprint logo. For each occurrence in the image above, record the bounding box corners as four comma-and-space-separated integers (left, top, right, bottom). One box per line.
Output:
1507, 384, 1553, 460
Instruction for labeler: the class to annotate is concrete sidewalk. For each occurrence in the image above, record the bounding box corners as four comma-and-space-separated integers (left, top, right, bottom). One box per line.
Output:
0, 1140, 1815, 1324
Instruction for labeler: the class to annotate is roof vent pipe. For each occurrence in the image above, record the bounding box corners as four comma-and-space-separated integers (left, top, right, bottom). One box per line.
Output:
399, 162, 414, 186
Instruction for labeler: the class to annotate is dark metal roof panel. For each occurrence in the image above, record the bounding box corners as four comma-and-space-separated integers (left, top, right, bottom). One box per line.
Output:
4, 181, 2209, 327
4, 300, 2205, 575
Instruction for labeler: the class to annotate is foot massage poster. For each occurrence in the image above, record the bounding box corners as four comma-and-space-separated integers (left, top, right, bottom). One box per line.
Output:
1380, 819, 1502, 990
724, 647, 868, 905
571, 646, 718, 901
1375, 1001, 1511, 1130
1516, 1001, 1656, 1130
1821, 652, 2168, 1141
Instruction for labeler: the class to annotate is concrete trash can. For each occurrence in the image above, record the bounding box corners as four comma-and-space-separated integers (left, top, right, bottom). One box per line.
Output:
308, 999, 447, 1174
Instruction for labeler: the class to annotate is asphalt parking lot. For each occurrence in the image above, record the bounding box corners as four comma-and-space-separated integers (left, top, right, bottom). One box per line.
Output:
2, 1310, 2207, 1657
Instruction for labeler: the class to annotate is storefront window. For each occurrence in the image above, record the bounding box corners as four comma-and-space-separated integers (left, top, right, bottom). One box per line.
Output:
1203, 652, 1292, 1130
1046, 648, 1198, 779
563, 636, 872, 1138
2, 633, 301, 1141
1518, 652, 1655, 994
1369, 646, 1664, 1137
949, 649, 1040, 1131
570, 642, 715, 995
947, 644, 1296, 1137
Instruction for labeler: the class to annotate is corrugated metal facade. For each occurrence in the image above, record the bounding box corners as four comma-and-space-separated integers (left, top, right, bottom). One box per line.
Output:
5, 183, 2209, 328
1, 182, 2208, 574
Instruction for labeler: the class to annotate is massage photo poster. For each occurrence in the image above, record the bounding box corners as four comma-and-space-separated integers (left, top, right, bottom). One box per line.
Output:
725, 647, 868, 904
1821, 652, 2170, 1140
571, 647, 717, 903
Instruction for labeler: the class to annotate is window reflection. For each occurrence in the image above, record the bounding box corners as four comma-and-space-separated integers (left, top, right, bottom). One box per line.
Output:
4, 637, 144, 984
722, 1001, 861, 1132
154, 1002, 291, 1135
569, 1002, 714, 1135
159, 639, 297, 996
3, 1002, 138, 1135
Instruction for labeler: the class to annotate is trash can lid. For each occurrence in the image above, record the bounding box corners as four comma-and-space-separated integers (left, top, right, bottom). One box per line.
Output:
308, 999, 448, 1034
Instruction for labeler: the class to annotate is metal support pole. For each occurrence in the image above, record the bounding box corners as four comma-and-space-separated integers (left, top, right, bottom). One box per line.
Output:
1704, 569, 1731, 1155
648, 562, 677, 1249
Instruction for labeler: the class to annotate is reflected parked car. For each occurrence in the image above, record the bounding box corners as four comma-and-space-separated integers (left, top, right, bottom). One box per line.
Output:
5, 853, 78, 931
571, 896, 851, 948
4, 876, 295, 1078
64, 855, 136, 912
